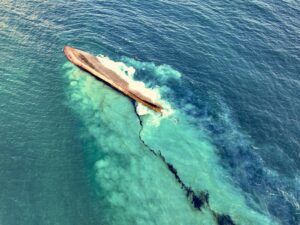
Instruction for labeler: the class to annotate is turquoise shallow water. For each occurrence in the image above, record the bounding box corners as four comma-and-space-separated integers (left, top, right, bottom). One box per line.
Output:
0, 1, 299, 225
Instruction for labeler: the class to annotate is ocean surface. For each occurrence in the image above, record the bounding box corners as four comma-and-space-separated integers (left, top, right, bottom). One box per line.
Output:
0, 1, 299, 225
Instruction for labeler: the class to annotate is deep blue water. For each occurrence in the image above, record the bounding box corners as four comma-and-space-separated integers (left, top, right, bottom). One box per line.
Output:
0, 1, 299, 225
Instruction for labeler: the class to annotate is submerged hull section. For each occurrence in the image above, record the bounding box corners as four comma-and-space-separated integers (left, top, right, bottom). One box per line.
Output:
64, 46, 163, 113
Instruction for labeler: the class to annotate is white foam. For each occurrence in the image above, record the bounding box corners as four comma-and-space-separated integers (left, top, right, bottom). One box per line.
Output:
96, 55, 176, 117
121, 57, 182, 82
136, 103, 149, 116
136, 99, 175, 127
97, 55, 161, 101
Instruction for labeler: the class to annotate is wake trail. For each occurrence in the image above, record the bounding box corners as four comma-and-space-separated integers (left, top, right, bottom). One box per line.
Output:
133, 104, 236, 225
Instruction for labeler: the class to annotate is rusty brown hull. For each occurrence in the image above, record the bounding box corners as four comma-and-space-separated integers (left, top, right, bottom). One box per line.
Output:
64, 46, 163, 113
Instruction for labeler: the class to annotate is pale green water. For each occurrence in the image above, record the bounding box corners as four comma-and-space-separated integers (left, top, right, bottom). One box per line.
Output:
63, 60, 277, 225
1, 1, 299, 224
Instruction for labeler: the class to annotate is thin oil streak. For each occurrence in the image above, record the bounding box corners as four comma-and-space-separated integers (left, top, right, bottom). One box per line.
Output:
133, 104, 236, 225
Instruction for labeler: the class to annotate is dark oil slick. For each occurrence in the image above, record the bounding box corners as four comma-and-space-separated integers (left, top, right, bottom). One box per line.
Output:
0, 1, 299, 225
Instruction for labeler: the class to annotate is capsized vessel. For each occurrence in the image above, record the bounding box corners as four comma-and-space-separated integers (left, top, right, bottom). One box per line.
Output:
64, 46, 163, 113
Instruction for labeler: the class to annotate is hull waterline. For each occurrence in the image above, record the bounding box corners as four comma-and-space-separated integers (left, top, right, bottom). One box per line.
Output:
64, 46, 163, 113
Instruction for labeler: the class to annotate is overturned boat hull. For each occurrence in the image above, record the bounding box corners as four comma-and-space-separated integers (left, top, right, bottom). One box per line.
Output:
64, 46, 163, 113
